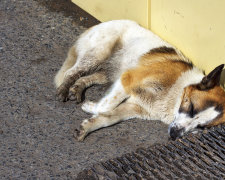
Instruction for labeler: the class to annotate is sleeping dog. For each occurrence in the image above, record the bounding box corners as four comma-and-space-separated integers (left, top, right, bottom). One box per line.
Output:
55, 20, 225, 141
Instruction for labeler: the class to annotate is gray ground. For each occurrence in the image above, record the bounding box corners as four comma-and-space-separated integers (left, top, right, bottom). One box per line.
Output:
0, 0, 168, 178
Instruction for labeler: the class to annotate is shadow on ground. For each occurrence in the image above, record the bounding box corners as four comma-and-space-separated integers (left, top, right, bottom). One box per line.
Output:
0, 0, 168, 178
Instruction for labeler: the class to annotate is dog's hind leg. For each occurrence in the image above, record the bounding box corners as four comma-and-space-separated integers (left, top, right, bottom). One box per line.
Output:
56, 51, 110, 102
56, 33, 120, 102
68, 71, 108, 103
54, 46, 77, 88
76, 101, 147, 141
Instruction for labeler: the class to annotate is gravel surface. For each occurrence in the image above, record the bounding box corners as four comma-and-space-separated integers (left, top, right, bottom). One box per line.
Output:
0, 0, 169, 178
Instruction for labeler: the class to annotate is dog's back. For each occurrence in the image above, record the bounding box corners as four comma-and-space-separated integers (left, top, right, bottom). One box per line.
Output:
55, 20, 172, 88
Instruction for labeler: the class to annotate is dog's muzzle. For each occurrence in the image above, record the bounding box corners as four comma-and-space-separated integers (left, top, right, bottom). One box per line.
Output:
169, 126, 185, 141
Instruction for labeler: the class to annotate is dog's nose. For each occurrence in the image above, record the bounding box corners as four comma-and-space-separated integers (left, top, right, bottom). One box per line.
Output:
169, 126, 184, 140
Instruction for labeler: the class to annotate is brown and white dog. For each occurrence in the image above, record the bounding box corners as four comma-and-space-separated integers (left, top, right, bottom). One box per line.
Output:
55, 20, 225, 141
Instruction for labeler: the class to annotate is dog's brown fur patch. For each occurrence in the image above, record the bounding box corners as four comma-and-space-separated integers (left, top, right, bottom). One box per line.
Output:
121, 49, 193, 96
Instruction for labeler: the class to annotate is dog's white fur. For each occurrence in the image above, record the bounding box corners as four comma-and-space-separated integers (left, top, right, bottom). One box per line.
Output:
171, 107, 220, 134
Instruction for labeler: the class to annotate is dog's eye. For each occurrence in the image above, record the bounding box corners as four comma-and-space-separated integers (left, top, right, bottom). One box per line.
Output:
189, 102, 194, 118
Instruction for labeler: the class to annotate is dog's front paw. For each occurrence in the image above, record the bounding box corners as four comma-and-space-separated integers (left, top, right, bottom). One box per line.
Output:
74, 124, 88, 142
56, 85, 69, 102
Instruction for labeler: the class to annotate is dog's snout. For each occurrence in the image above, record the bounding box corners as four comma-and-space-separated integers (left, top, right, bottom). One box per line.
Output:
169, 126, 184, 141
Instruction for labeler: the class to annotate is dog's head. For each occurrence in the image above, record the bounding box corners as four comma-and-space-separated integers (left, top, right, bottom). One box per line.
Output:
169, 64, 225, 140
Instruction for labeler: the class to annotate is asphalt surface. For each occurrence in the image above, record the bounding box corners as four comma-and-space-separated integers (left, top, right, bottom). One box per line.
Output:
0, 0, 168, 178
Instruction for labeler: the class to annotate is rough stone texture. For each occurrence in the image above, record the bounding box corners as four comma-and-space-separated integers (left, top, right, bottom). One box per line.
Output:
0, 0, 168, 178
76, 125, 225, 180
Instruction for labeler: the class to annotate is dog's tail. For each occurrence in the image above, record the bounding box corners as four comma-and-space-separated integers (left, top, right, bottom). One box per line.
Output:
54, 46, 77, 88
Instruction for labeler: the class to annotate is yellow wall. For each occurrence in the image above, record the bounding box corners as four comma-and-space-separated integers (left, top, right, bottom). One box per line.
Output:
151, 0, 225, 86
72, 0, 151, 29
72, 0, 225, 86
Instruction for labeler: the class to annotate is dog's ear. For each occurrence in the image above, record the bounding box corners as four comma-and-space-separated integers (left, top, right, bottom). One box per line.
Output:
197, 64, 224, 90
